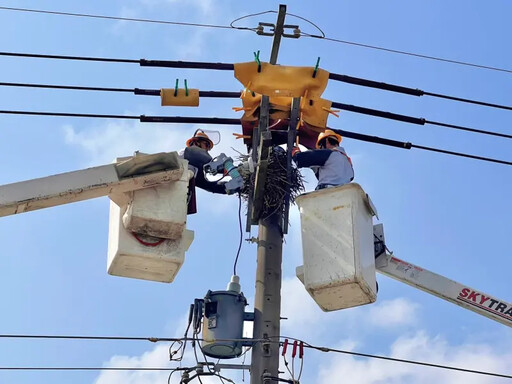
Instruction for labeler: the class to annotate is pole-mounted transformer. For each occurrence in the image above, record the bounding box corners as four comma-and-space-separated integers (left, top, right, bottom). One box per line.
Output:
192, 276, 254, 359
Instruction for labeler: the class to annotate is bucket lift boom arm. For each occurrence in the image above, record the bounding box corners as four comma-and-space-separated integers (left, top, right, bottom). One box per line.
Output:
374, 226, 511, 328
0, 152, 184, 217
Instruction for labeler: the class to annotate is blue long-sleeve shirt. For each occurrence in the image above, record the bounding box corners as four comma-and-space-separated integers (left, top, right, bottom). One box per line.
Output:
179, 147, 227, 194
293, 146, 354, 187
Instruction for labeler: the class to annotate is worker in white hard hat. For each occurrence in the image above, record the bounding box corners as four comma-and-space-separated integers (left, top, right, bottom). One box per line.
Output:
292, 129, 354, 190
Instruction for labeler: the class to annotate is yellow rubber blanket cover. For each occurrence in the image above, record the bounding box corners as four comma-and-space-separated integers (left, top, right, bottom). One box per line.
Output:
240, 92, 292, 121
161, 88, 200, 107
240, 92, 332, 128
234, 62, 329, 98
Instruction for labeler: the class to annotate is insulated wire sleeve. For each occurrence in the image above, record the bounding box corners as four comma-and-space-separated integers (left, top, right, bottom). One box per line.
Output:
0, 81, 509, 139
1, 6, 511, 74
0, 52, 510, 110
0, 109, 509, 166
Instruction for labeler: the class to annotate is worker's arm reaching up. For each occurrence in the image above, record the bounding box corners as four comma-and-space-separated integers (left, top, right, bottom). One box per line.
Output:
292, 149, 333, 168
181, 146, 227, 195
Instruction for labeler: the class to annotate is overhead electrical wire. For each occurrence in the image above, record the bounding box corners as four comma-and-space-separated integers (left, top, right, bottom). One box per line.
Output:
300, 340, 512, 380
0, 333, 510, 379
1, 81, 510, 139
1, 6, 511, 74
0, 6, 239, 31
1, 52, 510, 112
0, 108, 509, 166
305, 34, 512, 75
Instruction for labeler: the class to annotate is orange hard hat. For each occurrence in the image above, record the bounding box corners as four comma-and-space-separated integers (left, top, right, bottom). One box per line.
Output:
186, 130, 214, 150
316, 129, 342, 149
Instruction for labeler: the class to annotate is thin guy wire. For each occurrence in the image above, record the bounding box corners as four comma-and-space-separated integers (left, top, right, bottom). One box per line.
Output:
229, 10, 276, 30
303, 34, 512, 74
284, 12, 325, 37
0, 6, 237, 30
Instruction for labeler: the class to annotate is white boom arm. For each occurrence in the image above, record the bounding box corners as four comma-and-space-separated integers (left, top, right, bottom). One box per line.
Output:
375, 253, 512, 328
0, 152, 184, 217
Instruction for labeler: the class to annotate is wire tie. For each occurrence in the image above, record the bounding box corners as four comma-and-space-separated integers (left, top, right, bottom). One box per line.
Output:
312, 57, 320, 78
253, 50, 261, 72
174, 78, 179, 97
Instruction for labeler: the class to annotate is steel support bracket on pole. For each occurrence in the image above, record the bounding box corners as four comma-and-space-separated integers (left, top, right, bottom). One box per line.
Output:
251, 130, 272, 222
282, 97, 301, 233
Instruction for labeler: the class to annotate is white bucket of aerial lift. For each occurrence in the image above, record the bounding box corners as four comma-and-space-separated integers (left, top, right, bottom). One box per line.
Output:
295, 183, 378, 311
122, 160, 192, 240
107, 201, 194, 283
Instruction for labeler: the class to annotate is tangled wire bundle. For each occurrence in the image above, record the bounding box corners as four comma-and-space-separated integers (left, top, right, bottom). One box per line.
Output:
240, 146, 305, 219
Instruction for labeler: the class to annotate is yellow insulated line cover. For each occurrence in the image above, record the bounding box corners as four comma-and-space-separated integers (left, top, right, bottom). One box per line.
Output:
161, 88, 200, 107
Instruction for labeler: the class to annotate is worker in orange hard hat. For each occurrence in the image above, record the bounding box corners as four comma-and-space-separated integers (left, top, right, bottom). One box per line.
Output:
179, 130, 226, 214
186, 130, 214, 151
292, 129, 354, 190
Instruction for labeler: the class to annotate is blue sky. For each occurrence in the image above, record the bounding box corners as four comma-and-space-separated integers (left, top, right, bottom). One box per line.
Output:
0, 1, 511, 383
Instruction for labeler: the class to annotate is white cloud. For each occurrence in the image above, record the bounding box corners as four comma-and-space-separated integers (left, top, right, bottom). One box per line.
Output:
94, 344, 171, 384
63, 121, 243, 166
280, 277, 324, 336
63, 121, 190, 165
280, 273, 420, 339
367, 298, 420, 328
315, 331, 512, 384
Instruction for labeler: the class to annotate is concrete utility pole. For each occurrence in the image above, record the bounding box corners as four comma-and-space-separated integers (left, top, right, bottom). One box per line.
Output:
250, 5, 287, 384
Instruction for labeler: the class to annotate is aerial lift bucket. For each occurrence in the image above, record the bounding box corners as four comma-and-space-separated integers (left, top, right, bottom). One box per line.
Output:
296, 183, 378, 311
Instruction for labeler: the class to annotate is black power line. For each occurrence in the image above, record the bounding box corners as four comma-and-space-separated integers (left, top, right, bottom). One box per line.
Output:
1, 51, 510, 112
1, 80, 510, 140
1, 6, 511, 75
330, 102, 512, 140
0, 108, 509, 166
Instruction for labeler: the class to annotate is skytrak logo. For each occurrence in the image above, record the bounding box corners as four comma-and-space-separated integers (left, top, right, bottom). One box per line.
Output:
457, 288, 512, 323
